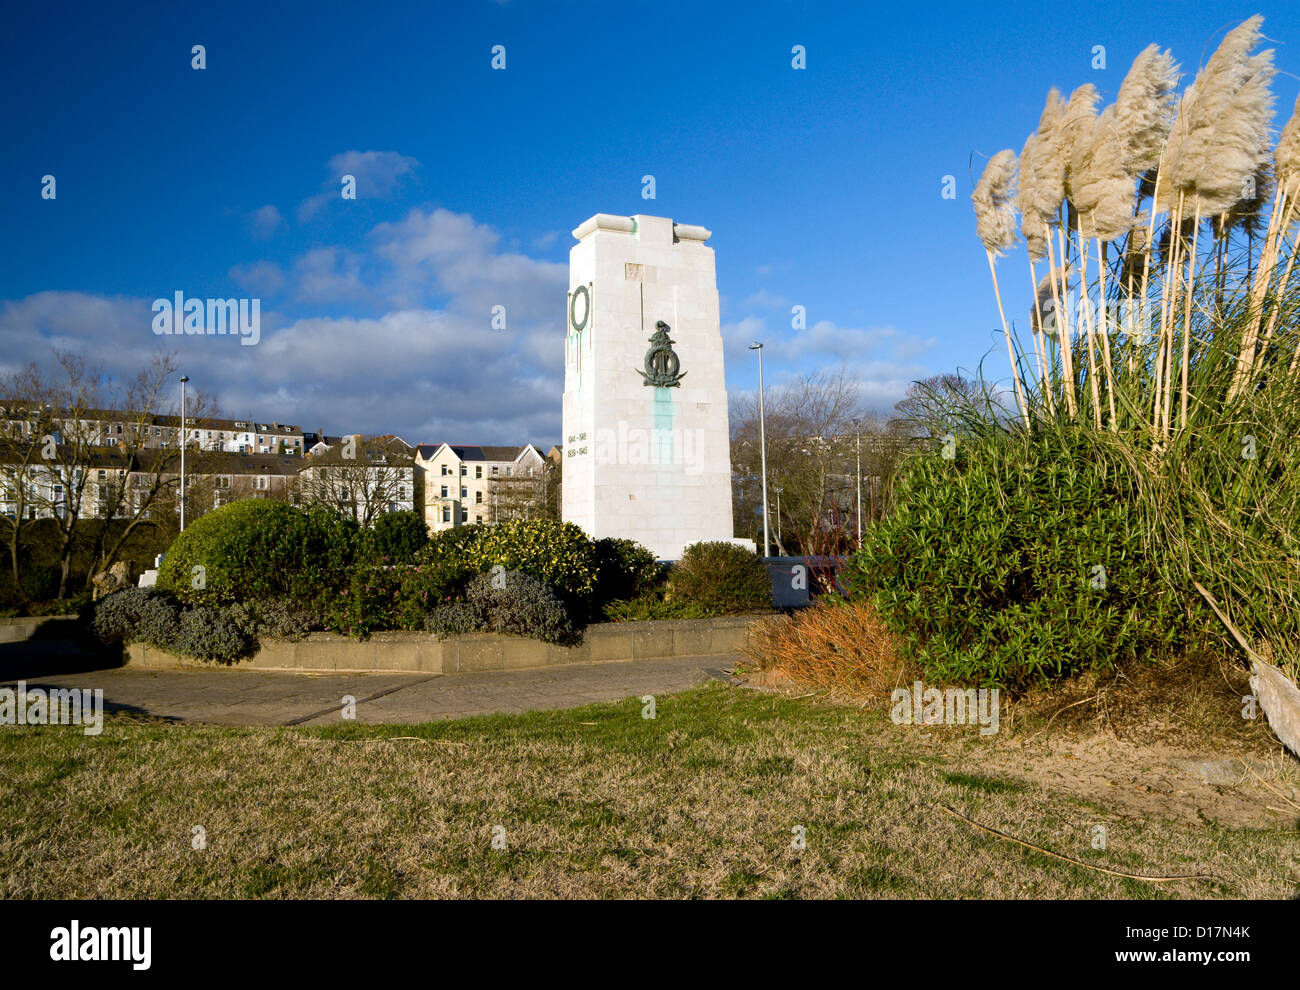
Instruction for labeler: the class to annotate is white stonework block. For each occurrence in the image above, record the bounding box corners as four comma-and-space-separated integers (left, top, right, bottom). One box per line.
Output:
562, 214, 738, 561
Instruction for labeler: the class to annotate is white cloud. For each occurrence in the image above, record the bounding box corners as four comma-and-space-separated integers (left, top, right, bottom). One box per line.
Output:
229, 260, 285, 296
298, 150, 418, 222
247, 204, 285, 240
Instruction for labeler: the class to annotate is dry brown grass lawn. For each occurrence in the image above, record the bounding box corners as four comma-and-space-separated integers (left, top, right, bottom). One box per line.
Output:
1, 681, 1296, 899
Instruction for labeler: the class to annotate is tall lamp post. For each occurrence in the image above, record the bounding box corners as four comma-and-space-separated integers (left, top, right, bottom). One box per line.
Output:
179, 375, 189, 531
855, 419, 862, 547
749, 342, 769, 558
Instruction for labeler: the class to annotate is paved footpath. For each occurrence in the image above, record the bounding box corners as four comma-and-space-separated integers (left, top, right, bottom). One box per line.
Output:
0, 653, 744, 727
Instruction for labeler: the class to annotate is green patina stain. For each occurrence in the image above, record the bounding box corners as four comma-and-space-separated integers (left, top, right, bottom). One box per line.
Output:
654, 387, 674, 462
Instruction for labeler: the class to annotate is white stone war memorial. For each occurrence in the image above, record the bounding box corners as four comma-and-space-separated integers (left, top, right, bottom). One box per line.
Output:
561, 214, 748, 561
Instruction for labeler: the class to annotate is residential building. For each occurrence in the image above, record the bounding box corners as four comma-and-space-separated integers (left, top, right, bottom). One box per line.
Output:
413, 443, 547, 532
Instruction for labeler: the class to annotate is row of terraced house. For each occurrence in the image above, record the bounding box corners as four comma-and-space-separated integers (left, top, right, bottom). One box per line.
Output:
0, 400, 556, 532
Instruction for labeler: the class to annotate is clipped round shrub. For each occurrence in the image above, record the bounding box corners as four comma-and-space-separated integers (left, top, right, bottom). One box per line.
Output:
157, 499, 360, 608
666, 541, 772, 615
464, 520, 596, 603
368, 510, 429, 563
845, 428, 1201, 691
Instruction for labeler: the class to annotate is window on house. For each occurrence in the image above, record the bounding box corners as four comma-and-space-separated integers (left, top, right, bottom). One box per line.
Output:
506, 467, 513, 476
460, 465, 467, 477
441, 465, 449, 476
460, 487, 467, 499
460, 508, 467, 523
475, 491, 482, 504
491, 466, 499, 476
440, 485, 448, 498
476, 515, 483, 524
475, 466, 482, 479
442, 506, 451, 523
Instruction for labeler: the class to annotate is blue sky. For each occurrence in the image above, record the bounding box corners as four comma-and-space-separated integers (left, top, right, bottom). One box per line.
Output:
3, 1, 1297, 445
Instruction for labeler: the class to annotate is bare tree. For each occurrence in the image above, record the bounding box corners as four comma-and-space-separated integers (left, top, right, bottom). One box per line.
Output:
487, 462, 556, 523
295, 436, 413, 527
730, 368, 866, 555
890, 373, 990, 439
0, 365, 61, 593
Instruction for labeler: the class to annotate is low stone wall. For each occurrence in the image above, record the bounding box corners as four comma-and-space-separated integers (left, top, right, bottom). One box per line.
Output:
0, 615, 83, 644
124, 616, 760, 674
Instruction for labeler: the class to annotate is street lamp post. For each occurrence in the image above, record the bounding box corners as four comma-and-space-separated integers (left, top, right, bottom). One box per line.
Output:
855, 419, 862, 547
749, 342, 770, 558
179, 375, 189, 531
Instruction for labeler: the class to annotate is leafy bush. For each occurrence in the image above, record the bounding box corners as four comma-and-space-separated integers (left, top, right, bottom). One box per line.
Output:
173, 605, 254, 664
392, 547, 475, 631
666, 541, 772, 615
20, 565, 60, 602
845, 428, 1204, 691
593, 537, 663, 608
368, 510, 429, 563
464, 520, 597, 604
89, 587, 182, 650
603, 591, 709, 621
322, 562, 402, 638
425, 570, 576, 644
157, 500, 360, 609
226, 598, 316, 641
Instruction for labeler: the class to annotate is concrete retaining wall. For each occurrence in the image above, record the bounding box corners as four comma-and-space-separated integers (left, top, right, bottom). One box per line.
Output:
0, 615, 82, 644
124, 616, 759, 674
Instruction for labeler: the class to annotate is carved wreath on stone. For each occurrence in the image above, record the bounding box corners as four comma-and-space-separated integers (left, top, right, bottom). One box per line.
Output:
637, 321, 687, 387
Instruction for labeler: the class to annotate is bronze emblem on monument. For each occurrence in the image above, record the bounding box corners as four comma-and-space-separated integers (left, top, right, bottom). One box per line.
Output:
637, 320, 687, 387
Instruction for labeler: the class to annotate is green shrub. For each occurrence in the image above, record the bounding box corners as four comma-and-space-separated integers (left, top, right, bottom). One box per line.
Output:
846, 428, 1203, 691
157, 500, 360, 608
90, 586, 253, 663
20, 565, 60, 602
593, 537, 663, 608
226, 598, 316, 641
322, 562, 402, 638
464, 520, 597, 604
173, 605, 254, 664
425, 570, 576, 644
603, 591, 710, 621
666, 541, 772, 615
89, 587, 182, 650
368, 510, 429, 563
392, 547, 475, 631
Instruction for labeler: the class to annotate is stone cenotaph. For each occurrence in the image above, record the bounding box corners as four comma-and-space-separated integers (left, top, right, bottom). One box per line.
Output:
561, 214, 742, 560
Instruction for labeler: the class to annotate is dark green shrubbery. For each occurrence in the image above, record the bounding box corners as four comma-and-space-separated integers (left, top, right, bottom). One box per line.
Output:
90, 587, 181, 649
425, 570, 576, 644
367, 510, 429, 563
89, 587, 254, 664
157, 500, 360, 609
665, 541, 772, 615
846, 428, 1204, 691
392, 543, 475, 631
176, 606, 254, 663
593, 537, 664, 608
226, 598, 316, 641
